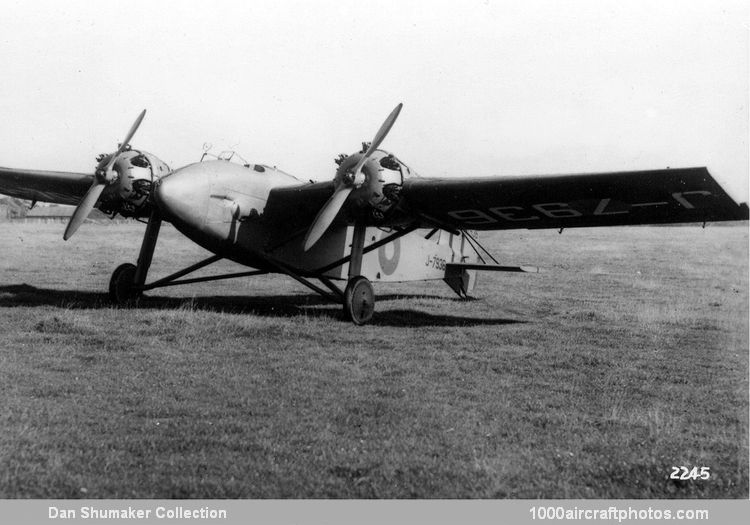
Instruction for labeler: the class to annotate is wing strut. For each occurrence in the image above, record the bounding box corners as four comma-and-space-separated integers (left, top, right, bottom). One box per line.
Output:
460, 231, 499, 265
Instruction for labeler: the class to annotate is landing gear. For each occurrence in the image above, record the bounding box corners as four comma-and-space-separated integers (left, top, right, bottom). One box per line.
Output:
109, 209, 162, 306
344, 276, 374, 325
109, 263, 140, 304
342, 222, 375, 324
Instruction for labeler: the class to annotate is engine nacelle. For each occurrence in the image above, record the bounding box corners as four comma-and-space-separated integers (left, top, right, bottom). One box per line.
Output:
97, 149, 170, 218
335, 149, 414, 223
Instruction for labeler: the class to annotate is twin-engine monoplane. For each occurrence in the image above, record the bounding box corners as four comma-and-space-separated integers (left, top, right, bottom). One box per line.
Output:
1, 105, 747, 323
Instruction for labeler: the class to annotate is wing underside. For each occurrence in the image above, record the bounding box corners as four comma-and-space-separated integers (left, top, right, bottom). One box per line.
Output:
0, 167, 92, 206
401, 167, 748, 230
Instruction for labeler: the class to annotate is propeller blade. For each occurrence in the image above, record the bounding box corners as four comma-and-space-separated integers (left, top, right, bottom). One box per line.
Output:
303, 186, 354, 251
352, 103, 403, 176
64, 110, 148, 240
102, 109, 147, 172
366, 102, 402, 156
304, 104, 403, 251
63, 181, 106, 240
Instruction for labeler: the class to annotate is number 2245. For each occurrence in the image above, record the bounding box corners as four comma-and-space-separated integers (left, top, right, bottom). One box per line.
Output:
670, 466, 710, 480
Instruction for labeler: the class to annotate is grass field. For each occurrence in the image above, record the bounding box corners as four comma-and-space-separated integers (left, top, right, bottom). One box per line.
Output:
0, 221, 747, 498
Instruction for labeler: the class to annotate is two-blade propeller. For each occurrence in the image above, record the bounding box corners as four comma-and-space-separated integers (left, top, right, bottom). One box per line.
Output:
303, 103, 402, 251
63, 110, 147, 240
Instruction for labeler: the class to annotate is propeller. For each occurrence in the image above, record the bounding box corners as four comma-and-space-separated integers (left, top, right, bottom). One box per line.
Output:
303, 103, 402, 251
63, 109, 147, 240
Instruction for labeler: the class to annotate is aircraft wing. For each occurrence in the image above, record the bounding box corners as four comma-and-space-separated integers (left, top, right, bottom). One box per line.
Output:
400, 167, 748, 230
0, 167, 92, 205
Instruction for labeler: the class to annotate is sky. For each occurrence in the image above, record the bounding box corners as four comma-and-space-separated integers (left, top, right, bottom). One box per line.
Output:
0, 0, 747, 201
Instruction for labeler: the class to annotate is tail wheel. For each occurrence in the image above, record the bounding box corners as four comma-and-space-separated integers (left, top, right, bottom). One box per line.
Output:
109, 263, 141, 305
344, 276, 375, 325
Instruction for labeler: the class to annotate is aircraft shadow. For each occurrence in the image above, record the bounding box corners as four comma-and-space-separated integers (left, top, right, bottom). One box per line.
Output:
0, 284, 523, 327
369, 309, 523, 327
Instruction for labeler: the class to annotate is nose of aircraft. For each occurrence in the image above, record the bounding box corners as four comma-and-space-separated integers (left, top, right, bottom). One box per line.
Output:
153, 163, 210, 227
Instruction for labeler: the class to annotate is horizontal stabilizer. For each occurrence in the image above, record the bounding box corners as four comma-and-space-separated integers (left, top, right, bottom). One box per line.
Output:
443, 262, 537, 298
445, 263, 539, 273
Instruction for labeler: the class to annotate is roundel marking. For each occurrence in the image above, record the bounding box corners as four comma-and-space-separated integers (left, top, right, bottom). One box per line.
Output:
377, 234, 400, 276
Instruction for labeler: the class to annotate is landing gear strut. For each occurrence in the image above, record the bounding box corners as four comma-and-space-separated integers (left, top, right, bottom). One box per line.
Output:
109, 209, 162, 305
343, 222, 374, 324
107, 211, 380, 324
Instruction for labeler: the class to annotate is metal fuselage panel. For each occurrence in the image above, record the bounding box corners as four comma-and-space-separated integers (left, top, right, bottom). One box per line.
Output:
154, 160, 307, 269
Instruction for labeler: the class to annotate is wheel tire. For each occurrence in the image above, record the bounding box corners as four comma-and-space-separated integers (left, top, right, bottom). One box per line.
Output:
109, 263, 141, 305
343, 276, 375, 325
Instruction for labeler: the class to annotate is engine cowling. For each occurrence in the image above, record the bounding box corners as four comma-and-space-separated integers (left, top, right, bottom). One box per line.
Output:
334, 149, 409, 223
97, 149, 170, 218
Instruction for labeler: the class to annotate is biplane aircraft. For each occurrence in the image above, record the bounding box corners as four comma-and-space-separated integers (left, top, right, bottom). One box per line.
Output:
0, 105, 747, 324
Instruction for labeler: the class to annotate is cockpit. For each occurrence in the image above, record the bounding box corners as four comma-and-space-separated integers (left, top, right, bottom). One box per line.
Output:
198, 145, 303, 183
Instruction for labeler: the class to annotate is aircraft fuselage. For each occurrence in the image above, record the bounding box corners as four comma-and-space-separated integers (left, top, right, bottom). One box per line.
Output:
153, 160, 299, 269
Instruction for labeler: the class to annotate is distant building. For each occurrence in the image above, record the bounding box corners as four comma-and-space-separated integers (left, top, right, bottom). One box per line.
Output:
0, 198, 116, 223
12, 203, 110, 223
0, 197, 27, 221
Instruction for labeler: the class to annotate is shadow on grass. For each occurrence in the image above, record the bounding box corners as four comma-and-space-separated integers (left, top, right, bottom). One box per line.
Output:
0, 284, 523, 327
370, 309, 522, 327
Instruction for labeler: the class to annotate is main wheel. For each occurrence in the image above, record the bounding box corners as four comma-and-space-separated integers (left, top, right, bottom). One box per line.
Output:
109, 263, 141, 305
343, 276, 375, 325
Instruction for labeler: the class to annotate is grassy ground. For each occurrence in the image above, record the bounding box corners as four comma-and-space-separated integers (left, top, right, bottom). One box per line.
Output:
0, 221, 747, 498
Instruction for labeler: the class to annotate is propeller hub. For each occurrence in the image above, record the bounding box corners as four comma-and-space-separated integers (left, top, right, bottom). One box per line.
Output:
337, 153, 372, 189
95, 166, 118, 184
